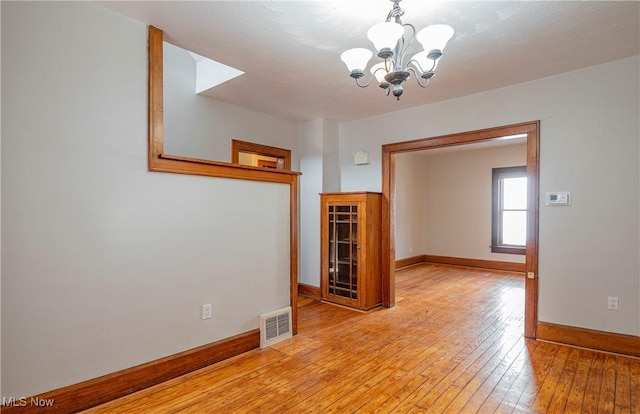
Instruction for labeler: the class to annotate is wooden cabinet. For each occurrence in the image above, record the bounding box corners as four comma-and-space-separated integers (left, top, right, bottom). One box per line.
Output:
320, 192, 382, 310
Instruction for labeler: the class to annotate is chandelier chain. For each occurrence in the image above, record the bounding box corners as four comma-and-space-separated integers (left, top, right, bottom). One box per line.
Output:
387, 0, 405, 23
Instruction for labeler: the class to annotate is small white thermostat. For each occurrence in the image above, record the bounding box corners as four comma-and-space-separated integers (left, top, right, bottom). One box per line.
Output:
545, 191, 571, 206
353, 150, 370, 165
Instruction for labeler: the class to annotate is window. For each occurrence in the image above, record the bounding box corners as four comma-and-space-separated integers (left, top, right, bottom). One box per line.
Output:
231, 139, 291, 170
492, 166, 527, 254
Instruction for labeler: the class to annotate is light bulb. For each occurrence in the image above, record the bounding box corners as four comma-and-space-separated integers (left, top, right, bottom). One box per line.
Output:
370, 62, 389, 84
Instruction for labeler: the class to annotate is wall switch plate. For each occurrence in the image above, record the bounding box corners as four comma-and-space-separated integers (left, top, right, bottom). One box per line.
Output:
545, 191, 571, 206
607, 296, 619, 311
353, 150, 370, 165
202, 304, 212, 319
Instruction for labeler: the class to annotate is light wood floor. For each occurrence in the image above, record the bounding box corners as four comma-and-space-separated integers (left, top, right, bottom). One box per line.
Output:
84, 264, 639, 413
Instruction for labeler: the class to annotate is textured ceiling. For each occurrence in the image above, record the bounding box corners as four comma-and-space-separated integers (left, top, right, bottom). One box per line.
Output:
99, 1, 640, 122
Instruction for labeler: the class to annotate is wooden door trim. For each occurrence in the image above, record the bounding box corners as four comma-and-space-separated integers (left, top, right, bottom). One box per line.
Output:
381, 121, 540, 338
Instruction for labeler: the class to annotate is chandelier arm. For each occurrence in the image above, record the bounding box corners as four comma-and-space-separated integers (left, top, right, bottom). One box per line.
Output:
428, 57, 437, 72
406, 56, 436, 74
408, 67, 431, 88
384, 58, 393, 73
355, 75, 376, 88
398, 23, 416, 65
416, 76, 431, 89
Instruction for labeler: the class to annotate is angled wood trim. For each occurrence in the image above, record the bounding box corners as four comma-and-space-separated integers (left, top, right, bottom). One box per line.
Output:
382, 121, 539, 337
0, 330, 260, 414
231, 139, 292, 170
395, 255, 426, 269
147, 25, 299, 336
298, 283, 321, 300
423, 255, 526, 273
537, 322, 640, 357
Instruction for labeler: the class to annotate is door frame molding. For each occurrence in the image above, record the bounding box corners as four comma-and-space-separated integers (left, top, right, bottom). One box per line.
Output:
381, 121, 540, 338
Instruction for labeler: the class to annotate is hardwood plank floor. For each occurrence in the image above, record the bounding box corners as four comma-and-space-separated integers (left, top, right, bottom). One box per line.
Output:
83, 264, 639, 413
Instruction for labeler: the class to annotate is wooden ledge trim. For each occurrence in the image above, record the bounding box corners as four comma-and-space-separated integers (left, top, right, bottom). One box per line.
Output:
159, 154, 301, 176
1, 330, 259, 414
151, 156, 300, 186
537, 321, 640, 357
423, 255, 526, 273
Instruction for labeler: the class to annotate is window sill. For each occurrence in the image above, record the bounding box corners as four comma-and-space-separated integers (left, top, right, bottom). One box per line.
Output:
490, 245, 525, 255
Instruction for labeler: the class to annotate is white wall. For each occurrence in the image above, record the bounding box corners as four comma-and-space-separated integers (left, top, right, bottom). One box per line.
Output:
298, 119, 340, 287
163, 42, 299, 168
421, 144, 527, 263
1, 2, 291, 397
394, 153, 426, 259
339, 57, 640, 336
322, 120, 340, 193
299, 119, 323, 286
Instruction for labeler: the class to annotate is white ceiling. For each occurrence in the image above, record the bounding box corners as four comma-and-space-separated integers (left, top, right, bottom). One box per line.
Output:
98, 1, 639, 123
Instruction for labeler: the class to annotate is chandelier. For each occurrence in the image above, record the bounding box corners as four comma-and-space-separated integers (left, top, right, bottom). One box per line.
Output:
340, 0, 454, 100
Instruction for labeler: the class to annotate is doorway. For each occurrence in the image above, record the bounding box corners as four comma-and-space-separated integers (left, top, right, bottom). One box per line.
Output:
381, 121, 540, 338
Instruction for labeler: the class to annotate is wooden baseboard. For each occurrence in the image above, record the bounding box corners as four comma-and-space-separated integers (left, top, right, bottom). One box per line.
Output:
1, 330, 260, 414
423, 255, 526, 273
537, 321, 640, 357
298, 283, 321, 300
395, 255, 426, 269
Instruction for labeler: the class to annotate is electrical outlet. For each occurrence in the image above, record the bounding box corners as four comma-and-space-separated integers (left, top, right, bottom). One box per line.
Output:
202, 304, 212, 319
607, 296, 619, 311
